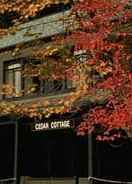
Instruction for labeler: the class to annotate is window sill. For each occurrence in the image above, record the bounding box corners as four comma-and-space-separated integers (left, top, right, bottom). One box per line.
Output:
3, 88, 75, 103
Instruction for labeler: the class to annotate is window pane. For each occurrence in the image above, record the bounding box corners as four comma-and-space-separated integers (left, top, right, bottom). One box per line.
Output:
24, 78, 32, 93
65, 80, 73, 89
4, 70, 14, 98
46, 80, 61, 93
5, 70, 13, 86
53, 80, 64, 91
24, 77, 40, 95
14, 70, 22, 96
45, 79, 73, 93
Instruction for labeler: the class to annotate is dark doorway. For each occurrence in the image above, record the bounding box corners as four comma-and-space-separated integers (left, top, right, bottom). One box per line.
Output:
0, 123, 15, 179
18, 124, 76, 177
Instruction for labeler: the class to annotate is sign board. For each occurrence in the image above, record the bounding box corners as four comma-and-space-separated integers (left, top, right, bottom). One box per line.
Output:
32, 119, 73, 131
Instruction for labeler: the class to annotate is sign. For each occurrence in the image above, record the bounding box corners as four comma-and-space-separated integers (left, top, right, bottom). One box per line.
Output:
32, 120, 73, 131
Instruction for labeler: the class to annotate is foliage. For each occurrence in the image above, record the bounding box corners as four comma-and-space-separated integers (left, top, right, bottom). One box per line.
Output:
0, 0, 132, 140
70, 0, 132, 140
0, 0, 70, 36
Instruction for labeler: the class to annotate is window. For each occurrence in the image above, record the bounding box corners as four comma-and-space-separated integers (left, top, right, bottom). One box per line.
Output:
4, 61, 22, 97
4, 58, 73, 98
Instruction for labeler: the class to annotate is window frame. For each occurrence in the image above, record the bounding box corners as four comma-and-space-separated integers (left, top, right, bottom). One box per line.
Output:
4, 59, 24, 99
3, 57, 74, 100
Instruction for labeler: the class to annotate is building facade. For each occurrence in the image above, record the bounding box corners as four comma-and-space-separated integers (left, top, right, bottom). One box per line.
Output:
0, 3, 89, 183
0, 1, 132, 184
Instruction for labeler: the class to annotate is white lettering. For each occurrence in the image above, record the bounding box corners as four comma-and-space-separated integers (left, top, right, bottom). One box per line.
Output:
35, 123, 39, 130
51, 120, 70, 128
35, 123, 49, 130
34, 120, 71, 131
